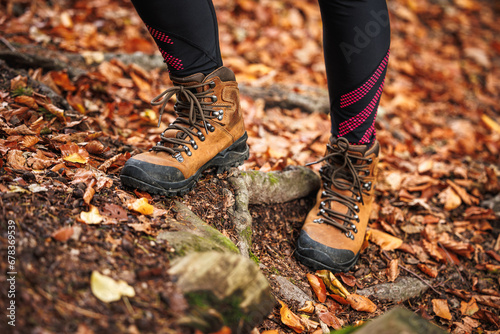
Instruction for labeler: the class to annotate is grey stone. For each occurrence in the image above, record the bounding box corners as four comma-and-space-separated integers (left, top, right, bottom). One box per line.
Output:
168, 252, 275, 333
357, 276, 430, 303
353, 307, 446, 334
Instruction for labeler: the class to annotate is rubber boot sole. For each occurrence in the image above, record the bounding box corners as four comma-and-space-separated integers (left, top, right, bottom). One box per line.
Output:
120, 132, 249, 197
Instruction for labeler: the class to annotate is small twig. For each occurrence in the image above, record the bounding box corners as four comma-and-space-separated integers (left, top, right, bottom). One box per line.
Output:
382, 250, 442, 295
0, 36, 17, 52
437, 242, 471, 290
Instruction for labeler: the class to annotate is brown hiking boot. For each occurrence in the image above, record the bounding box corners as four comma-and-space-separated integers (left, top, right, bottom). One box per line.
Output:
120, 67, 248, 196
296, 137, 379, 272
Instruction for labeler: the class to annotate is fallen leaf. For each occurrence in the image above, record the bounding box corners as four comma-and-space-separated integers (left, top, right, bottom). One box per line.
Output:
51, 227, 74, 242
297, 301, 315, 313
338, 273, 356, 287
6, 149, 28, 170
460, 298, 479, 316
346, 294, 377, 313
128, 198, 154, 215
307, 273, 327, 303
369, 229, 403, 250
83, 179, 96, 205
90, 271, 135, 303
101, 203, 128, 221
446, 180, 479, 206
60, 142, 89, 164
278, 300, 304, 333
432, 299, 452, 320
386, 258, 400, 282
417, 263, 438, 278
85, 140, 105, 155
315, 303, 342, 330
79, 205, 104, 225
438, 186, 462, 211
316, 270, 350, 299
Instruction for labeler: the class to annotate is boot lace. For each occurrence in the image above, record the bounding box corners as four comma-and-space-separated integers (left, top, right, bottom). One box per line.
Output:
149, 81, 229, 162
306, 138, 373, 239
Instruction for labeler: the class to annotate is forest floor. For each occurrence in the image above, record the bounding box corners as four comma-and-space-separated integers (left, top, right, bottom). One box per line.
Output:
0, 0, 499, 333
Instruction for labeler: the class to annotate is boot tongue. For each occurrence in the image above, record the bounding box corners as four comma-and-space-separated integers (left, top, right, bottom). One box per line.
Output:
170, 72, 205, 85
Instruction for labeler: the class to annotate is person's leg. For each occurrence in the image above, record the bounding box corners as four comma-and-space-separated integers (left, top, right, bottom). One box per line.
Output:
121, 0, 248, 196
130, 0, 222, 76
296, 0, 390, 272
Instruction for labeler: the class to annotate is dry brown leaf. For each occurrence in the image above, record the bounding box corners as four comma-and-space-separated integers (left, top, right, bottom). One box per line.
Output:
297, 301, 315, 314
83, 179, 96, 205
437, 233, 474, 259
306, 273, 327, 303
128, 222, 154, 235
460, 298, 479, 316
368, 229, 403, 250
4, 124, 37, 135
128, 198, 154, 215
14, 95, 38, 109
432, 299, 452, 320
386, 258, 400, 282
21, 135, 40, 148
315, 303, 342, 330
39, 102, 66, 120
60, 142, 89, 164
446, 180, 479, 206
85, 140, 105, 155
338, 272, 356, 287
6, 149, 28, 170
473, 295, 500, 309
51, 227, 74, 242
417, 263, 438, 278
10, 75, 27, 90
316, 270, 349, 298
421, 239, 445, 263
346, 294, 377, 313
438, 186, 462, 211
79, 205, 104, 225
278, 300, 304, 333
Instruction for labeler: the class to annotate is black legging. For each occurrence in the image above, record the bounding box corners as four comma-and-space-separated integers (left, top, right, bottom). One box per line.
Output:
130, 0, 390, 145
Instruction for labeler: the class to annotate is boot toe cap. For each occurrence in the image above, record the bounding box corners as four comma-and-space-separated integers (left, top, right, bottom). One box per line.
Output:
296, 230, 359, 272
120, 158, 185, 189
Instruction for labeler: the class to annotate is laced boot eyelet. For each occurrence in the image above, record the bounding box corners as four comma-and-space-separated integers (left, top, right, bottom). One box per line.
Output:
363, 182, 372, 190
183, 146, 192, 156
313, 218, 324, 224
351, 224, 358, 233
211, 95, 218, 102
356, 196, 361, 202
197, 131, 205, 141
173, 153, 184, 163
321, 191, 327, 197
368, 158, 373, 164
320, 201, 326, 207
190, 139, 198, 150
319, 209, 326, 215
217, 109, 224, 120
209, 81, 216, 88
353, 214, 359, 221
353, 205, 359, 212
345, 231, 354, 240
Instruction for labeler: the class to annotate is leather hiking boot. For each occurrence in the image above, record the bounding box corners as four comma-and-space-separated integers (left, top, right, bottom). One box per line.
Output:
120, 66, 248, 196
296, 137, 380, 272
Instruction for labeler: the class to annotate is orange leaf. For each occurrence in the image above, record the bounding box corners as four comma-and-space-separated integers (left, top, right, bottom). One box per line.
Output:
307, 274, 327, 303
315, 304, 342, 330
128, 198, 154, 215
346, 294, 377, 313
417, 263, 438, 278
83, 179, 96, 205
339, 272, 356, 287
460, 298, 479, 316
369, 229, 403, 250
51, 227, 74, 242
297, 301, 315, 313
432, 299, 452, 320
278, 300, 304, 333
328, 293, 350, 305
438, 187, 462, 211
386, 258, 400, 282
